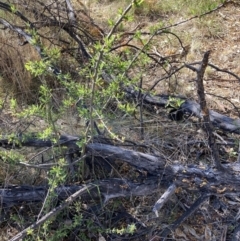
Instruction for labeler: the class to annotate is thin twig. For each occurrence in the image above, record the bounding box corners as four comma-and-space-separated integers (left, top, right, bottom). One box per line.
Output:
208, 63, 240, 81
138, 76, 144, 140
148, 65, 185, 91
19, 155, 88, 169
206, 92, 240, 117
156, 0, 230, 34
186, 61, 240, 81
152, 183, 176, 217
195, 51, 224, 171
9, 184, 95, 241
160, 193, 210, 240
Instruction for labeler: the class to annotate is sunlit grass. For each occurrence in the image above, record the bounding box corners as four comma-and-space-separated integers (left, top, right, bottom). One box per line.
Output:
133, 0, 224, 17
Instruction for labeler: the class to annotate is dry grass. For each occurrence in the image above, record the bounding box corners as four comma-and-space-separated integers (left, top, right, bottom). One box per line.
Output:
0, 0, 105, 104
0, 34, 40, 103
1, 0, 240, 240
84, 2, 240, 239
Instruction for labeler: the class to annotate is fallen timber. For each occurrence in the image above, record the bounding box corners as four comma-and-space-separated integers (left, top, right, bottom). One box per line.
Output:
1, 137, 240, 240
0, 1, 239, 239
125, 87, 240, 134
1, 136, 240, 208
1, 85, 240, 238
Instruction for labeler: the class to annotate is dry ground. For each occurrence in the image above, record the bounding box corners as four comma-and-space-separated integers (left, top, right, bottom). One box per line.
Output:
1, 0, 240, 240
82, 1, 240, 240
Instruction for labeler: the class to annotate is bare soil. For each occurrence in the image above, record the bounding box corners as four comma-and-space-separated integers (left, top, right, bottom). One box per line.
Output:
1, 1, 240, 240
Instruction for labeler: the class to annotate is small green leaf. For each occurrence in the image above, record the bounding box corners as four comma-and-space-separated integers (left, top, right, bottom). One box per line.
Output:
27, 228, 34, 236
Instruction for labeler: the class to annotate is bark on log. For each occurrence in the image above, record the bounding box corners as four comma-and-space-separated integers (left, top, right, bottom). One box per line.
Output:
1, 0, 239, 136
126, 86, 240, 134
0, 178, 159, 209
1, 142, 240, 208
86, 143, 166, 176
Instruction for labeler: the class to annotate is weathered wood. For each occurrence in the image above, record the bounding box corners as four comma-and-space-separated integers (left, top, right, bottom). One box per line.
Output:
2, 139, 240, 240
232, 224, 240, 241
0, 178, 160, 209
153, 183, 177, 217
9, 184, 95, 241
0, 133, 80, 148
193, 50, 223, 170
160, 193, 210, 240
2, 143, 240, 209
86, 143, 166, 176
126, 87, 240, 134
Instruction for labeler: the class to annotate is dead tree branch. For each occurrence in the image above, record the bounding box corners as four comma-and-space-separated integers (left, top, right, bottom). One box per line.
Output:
9, 184, 95, 241
2, 138, 240, 239
2, 141, 240, 208
160, 193, 210, 240
186, 51, 223, 170
152, 183, 177, 217
125, 87, 240, 134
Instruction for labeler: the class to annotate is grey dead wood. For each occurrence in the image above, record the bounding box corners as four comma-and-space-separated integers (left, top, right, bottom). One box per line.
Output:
5, 178, 158, 241
231, 224, 240, 241
2, 142, 240, 207
187, 51, 223, 171
9, 184, 94, 241
1, 132, 240, 239
124, 86, 240, 134
160, 193, 210, 240
0, 178, 160, 209
2, 154, 240, 240
0, 2, 240, 239
152, 183, 177, 217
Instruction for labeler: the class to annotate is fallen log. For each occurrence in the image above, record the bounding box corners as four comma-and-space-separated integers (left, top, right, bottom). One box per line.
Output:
1, 0, 239, 136
0, 178, 159, 209
2, 141, 240, 207
1, 12, 239, 137
125, 87, 240, 134
2, 137, 240, 239
1, 2, 239, 239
